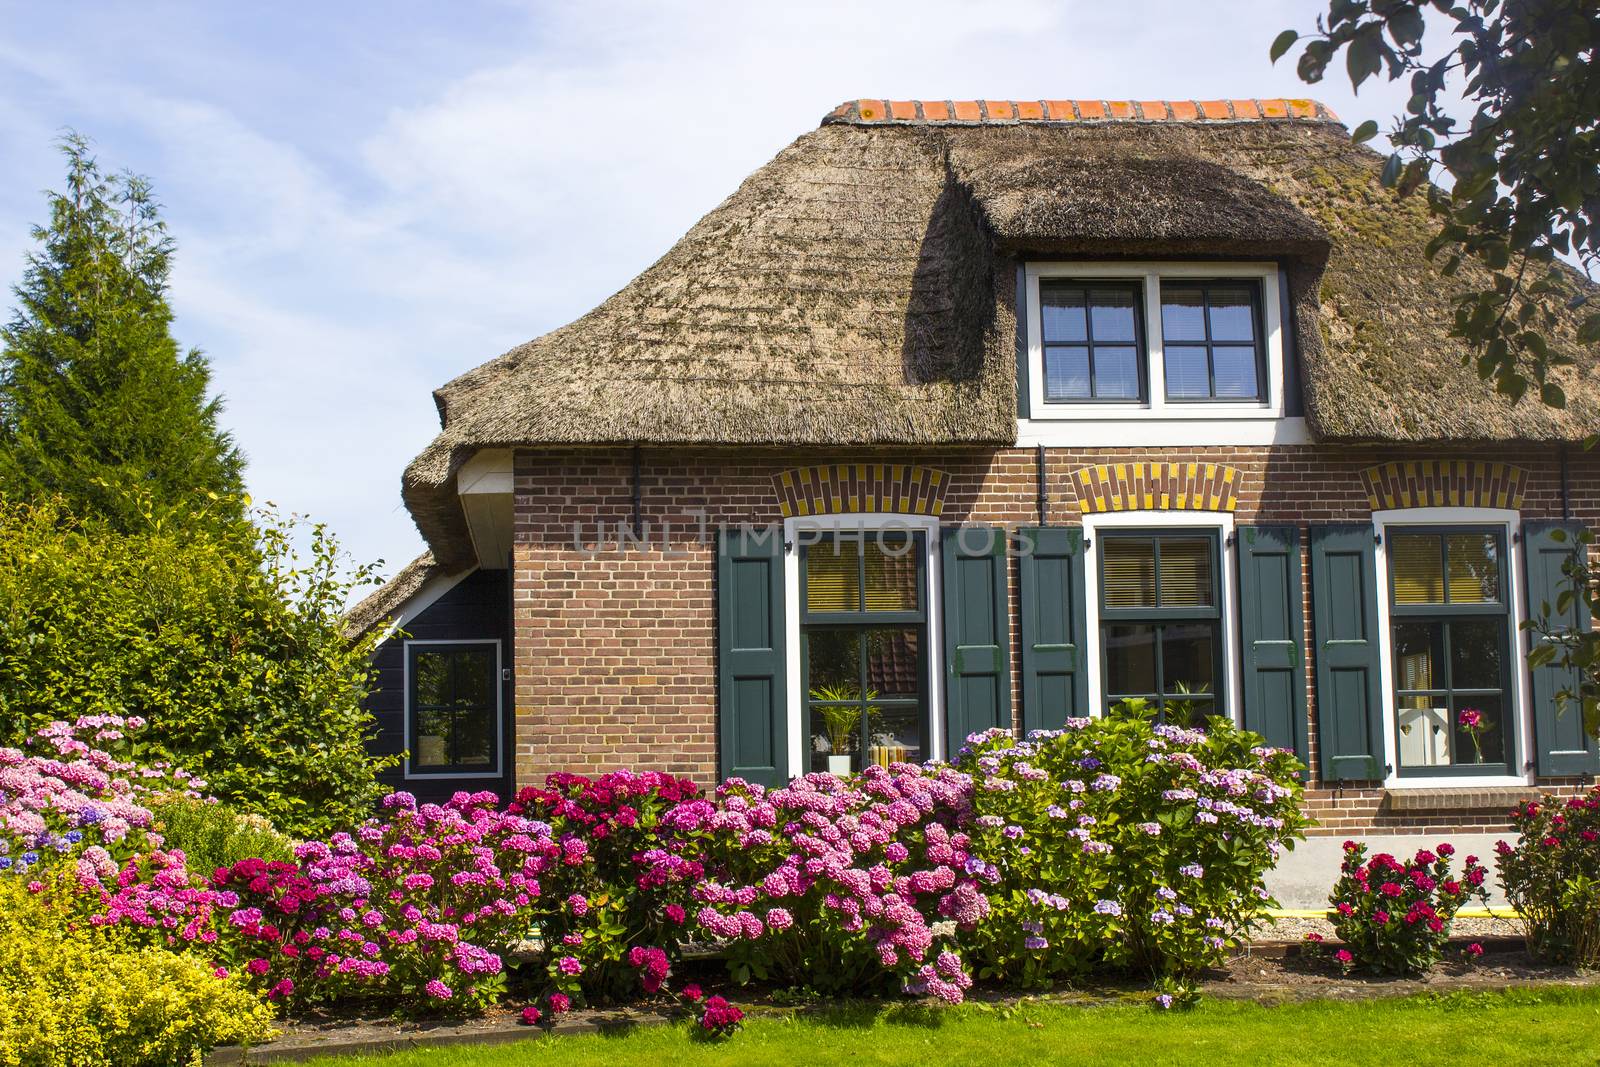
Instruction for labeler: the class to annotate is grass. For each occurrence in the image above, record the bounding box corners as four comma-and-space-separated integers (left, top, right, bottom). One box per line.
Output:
300, 985, 1600, 1067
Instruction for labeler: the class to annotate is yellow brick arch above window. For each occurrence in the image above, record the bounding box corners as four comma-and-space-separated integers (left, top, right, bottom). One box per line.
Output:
774, 464, 948, 518
1072, 462, 1241, 513
1359, 460, 1528, 511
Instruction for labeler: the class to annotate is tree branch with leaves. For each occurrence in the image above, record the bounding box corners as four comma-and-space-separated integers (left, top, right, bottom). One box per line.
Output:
1273, 0, 1599, 407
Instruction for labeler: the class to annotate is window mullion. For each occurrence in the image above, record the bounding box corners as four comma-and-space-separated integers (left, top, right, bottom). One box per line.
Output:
1153, 620, 1167, 714
857, 625, 871, 760
1203, 288, 1216, 399
1084, 285, 1099, 399
1146, 272, 1163, 407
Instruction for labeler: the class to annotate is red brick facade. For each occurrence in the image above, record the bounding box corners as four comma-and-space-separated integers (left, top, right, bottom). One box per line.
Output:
511, 443, 1598, 835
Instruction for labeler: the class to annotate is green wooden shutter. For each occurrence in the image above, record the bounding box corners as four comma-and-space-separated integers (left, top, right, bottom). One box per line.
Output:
1310, 524, 1384, 781
942, 525, 1012, 754
1524, 521, 1598, 777
717, 526, 787, 787
1017, 526, 1087, 732
1237, 525, 1308, 763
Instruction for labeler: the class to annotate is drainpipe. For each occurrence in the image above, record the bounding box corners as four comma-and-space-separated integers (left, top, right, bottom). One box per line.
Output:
1559, 443, 1572, 522
1036, 444, 1049, 526
631, 444, 643, 536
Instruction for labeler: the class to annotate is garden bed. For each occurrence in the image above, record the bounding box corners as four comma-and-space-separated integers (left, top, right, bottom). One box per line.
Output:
210, 941, 1598, 1064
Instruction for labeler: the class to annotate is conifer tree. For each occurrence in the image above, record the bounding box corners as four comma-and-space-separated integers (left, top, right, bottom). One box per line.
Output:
0, 133, 244, 528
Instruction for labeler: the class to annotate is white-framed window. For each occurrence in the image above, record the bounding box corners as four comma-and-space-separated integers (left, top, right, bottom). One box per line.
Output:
1082, 510, 1243, 723
1373, 507, 1534, 787
782, 514, 943, 779
1019, 262, 1308, 447
403, 639, 504, 779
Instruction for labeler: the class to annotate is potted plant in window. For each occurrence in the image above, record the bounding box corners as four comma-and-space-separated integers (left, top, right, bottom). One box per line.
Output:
1458, 707, 1492, 763
811, 687, 861, 775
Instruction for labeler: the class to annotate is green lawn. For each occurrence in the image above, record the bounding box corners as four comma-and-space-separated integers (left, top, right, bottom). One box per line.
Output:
302, 986, 1600, 1067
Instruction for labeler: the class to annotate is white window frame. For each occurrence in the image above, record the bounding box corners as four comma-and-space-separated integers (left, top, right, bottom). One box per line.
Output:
1081, 510, 1243, 723
402, 638, 505, 781
782, 513, 944, 780
1372, 506, 1534, 788
1018, 262, 1309, 447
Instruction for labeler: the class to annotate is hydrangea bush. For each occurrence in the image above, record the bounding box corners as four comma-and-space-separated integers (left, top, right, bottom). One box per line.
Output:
212, 791, 560, 1012
955, 702, 1309, 987
508, 770, 702, 1009
1497, 788, 1600, 964
1319, 840, 1489, 974
0, 715, 204, 879
645, 764, 980, 1002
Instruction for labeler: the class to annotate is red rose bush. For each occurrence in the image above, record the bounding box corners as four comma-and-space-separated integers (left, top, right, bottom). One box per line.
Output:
1320, 840, 1489, 974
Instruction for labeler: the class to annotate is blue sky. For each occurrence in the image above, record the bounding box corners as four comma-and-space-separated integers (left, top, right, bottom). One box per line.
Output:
0, 1, 1425, 585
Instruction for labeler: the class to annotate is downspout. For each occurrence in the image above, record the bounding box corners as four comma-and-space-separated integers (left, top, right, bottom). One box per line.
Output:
1559, 443, 1572, 522
632, 444, 643, 536
1036, 444, 1049, 526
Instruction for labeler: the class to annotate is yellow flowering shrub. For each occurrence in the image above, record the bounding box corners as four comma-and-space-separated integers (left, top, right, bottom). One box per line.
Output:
0, 876, 274, 1067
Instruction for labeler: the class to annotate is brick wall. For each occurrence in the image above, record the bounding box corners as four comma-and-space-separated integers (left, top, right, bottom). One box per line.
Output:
511, 442, 1597, 835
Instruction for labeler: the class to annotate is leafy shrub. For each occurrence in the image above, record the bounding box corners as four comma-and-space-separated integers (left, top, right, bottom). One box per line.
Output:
213, 791, 559, 1013
956, 703, 1309, 986
0, 497, 393, 838
1319, 840, 1489, 974
0, 873, 273, 1067
1497, 788, 1600, 964
507, 770, 702, 1006
150, 796, 295, 877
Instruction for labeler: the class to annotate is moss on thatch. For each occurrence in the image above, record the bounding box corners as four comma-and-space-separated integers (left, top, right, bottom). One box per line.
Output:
398, 103, 1600, 568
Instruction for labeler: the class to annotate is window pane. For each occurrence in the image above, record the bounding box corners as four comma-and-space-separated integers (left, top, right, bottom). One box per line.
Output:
1450, 618, 1505, 691
868, 703, 923, 767
449, 649, 494, 708
1161, 288, 1206, 341
1161, 622, 1216, 694
806, 542, 860, 612
1164, 345, 1210, 399
806, 629, 860, 695
1394, 621, 1442, 691
1446, 532, 1500, 604
1102, 538, 1156, 608
1041, 286, 1088, 342
1397, 696, 1451, 768
413, 708, 453, 769
452, 707, 495, 766
863, 539, 918, 612
414, 652, 452, 707
1212, 346, 1260, 399
1453, 692, 1505, 764
1089, 289, 1136, 341
1044, 346, 1090, 400
1207, 287, 1256, 341
1392, 533, 1445, 605
1093, 346, 1140, 399
1104, 623, 1157, 696
864, 628, 921, 702
1158, 537, 1214, 607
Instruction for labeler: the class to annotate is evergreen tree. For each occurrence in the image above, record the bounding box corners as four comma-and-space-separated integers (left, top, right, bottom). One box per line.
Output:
0, 132, 245, 528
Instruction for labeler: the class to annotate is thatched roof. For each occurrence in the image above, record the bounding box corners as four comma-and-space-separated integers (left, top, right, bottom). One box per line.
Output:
398, 96, 1600, 570
342, 551, 452, 639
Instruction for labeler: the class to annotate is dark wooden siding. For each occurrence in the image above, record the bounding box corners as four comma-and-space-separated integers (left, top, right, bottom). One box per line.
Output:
364, 568, 512, 804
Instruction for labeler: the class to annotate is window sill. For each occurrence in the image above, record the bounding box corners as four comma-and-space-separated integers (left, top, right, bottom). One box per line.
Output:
1383, 786, 1539, 813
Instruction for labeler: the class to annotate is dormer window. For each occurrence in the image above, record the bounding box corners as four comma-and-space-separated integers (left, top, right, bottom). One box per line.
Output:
1023, 263, 1289, 428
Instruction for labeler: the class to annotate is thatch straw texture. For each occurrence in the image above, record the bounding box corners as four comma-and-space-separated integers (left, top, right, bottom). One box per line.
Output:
397, 101, 1599, 569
